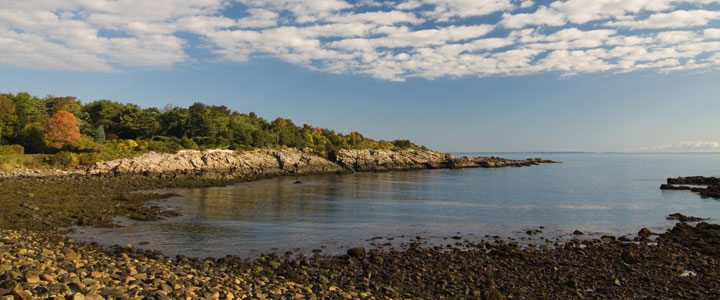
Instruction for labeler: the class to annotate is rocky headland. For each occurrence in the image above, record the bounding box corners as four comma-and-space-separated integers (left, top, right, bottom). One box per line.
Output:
1, 148, 555, 180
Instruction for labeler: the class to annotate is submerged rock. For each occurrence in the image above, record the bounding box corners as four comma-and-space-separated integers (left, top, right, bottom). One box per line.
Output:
667, 213, 707, 222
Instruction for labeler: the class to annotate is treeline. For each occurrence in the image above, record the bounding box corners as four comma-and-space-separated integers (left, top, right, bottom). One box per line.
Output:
0, 92, 420, 158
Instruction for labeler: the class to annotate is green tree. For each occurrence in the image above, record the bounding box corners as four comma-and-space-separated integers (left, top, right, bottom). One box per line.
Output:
10, 92, 45, 132
95, 125, 106, 142
159, 107, 189, 138
186, 103, 232, 147
0, 95, 18, 143
8, 92, 47, 150
116, 105, 160, 139
82, 99, 124, 133
270, 118, 306, 148
45, 96, 82, 117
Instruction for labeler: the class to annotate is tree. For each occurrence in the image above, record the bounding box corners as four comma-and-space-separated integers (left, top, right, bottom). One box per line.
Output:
82, 99, 124, 135
95, 125, 106, 142
11, 92, 45, 131
159, 107, 189, 138
270, 118, 306, 148
186, 103, 231, 138
115, 104, 160, 139
45, 96, 82, 117
0, 95, 18, 143
46, 110, 81, 149
10, 92, 47, 149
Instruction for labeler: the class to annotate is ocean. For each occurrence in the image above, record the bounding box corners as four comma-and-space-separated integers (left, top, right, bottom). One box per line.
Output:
72, 153, 720, 257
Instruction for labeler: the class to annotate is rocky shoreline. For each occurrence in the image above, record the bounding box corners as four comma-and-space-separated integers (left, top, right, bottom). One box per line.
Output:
0, 148, 555, 180
2, 221, 718, 299
2, 151, 720, 298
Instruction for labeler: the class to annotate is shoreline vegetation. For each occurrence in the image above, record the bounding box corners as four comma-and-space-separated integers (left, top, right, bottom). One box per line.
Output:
0, 91, 437, 172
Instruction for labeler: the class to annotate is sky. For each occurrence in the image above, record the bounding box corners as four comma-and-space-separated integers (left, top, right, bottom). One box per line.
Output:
1, 0, 719, 152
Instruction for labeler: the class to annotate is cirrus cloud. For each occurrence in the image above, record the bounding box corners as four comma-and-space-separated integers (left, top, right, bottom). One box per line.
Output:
0, 0, 719, 80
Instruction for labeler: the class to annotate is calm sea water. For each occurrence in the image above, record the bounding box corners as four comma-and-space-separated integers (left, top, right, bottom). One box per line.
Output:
73, 153, 720, 258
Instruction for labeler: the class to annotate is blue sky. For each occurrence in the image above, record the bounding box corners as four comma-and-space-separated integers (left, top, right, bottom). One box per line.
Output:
1, 0, 719, 152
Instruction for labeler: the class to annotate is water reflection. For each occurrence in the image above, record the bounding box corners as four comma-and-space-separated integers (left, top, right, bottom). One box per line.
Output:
72, 153, 720, 258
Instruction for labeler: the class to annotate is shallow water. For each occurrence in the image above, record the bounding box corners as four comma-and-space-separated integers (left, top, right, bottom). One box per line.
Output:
73, 153, 720, 258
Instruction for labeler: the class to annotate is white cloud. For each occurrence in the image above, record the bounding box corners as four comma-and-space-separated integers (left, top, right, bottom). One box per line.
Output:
706, 28, 720, 38
326, 11, 422, 25
238, 0, 352, 23
0, 0, 719, 80
236, 9, 280, 28
645, 141, 720, 152
550, 0, 720, 24
520, 1, 536, 9
656, 31, 699, 43
412, 0, 515, 21
501, 7, 566, 28
607, 10, 720, 29
550, 0, 674, 24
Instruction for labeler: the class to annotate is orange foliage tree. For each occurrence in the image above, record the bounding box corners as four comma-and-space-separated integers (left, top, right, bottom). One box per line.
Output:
46, 110, 81, 149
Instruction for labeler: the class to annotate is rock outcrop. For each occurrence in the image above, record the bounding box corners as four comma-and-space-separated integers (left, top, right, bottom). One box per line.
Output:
333, 149, 554, 172
332, 149, 450, 171
89, 149, 343, 179
660, 176, 720, 199
1, 148, 556, 180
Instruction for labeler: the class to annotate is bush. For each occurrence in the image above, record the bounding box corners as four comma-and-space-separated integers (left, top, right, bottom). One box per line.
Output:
0, 154, 48, 171
144, 136, 184, 153
377, 140, 395, 150
72, 136, 100, 152
77, 152, 103, 166
192, 136, 217, 148
180, 137, 198, 150
48, 151, 79, 168
392, 139, 414, 149
95, 139, 141, 161
0, 144, 24, 155
229, 143, 253, 151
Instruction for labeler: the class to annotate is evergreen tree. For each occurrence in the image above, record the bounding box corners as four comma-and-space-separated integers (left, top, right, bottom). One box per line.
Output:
95, 125, 106, 142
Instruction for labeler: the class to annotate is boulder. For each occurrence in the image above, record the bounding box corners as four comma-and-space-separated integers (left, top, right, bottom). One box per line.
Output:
346, 247, 367, 258
638, 228, 652, 239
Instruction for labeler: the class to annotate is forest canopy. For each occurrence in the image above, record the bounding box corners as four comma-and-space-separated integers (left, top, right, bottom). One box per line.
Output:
0, 92, 420, 159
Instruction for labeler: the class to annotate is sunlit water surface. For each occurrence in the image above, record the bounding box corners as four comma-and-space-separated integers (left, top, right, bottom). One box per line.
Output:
73, 153, 720, 257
